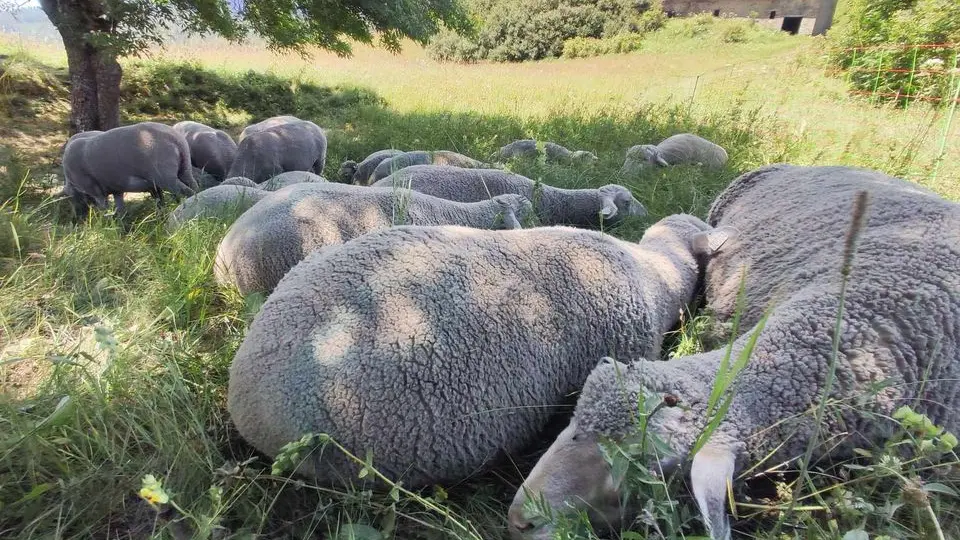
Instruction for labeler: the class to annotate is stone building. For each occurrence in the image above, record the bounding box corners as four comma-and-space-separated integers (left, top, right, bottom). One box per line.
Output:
661, 0, 824, 35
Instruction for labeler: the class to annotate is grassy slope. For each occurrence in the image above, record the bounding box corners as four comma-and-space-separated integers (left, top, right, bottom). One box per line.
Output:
1, 16, 959, 540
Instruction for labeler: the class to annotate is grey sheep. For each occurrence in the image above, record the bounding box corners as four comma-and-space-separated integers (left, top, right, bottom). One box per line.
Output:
221, 176, 259, 188
166, 184, 270, 231
338, 149, 404, 185
259, 171, 327, 191
621, 133, 728, 175
214, 183, 533, 296
226, 215, 735, 487
369, 150, 489, 183
372, 165, 647, 228
173, 120, 238, 182
238, 115, 301, 142
61, 122, 198, 219
544, 142, 598, 165
495, 139, 539, 160
508, 164, 960, 540
227, 120, 327, 183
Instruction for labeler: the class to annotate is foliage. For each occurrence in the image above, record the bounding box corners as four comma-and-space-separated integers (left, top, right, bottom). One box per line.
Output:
427, 0, 660, 62
826, 0, 960, 106
562, 33, 645, 58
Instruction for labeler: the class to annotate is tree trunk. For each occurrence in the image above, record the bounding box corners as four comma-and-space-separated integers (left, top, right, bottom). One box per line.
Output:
812, 0, 839, 36
39, 0, 121, 135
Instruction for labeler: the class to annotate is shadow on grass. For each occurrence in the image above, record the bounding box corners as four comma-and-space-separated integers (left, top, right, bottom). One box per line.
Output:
0, 55, 812, 540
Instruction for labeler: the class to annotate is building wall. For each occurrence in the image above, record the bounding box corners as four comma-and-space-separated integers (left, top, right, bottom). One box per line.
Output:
661, 0, 820, 18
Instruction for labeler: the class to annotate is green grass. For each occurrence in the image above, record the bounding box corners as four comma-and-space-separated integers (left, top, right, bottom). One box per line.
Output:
0, 17, 959, 539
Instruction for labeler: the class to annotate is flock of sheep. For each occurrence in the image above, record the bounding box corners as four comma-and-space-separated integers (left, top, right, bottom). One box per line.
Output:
57, 115, 959, 540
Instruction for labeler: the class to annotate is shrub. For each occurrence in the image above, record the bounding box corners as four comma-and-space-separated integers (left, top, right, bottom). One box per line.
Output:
562, 33, 644, 58
826, 0, 960, 107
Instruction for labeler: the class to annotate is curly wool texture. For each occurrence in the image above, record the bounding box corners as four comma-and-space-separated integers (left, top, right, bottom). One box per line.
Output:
339, 149, 404, 185
575, 164, 960, 470
259, 171, 327, 191
221, 176, 259, 188
214, 183, 533, 295
166, 184, 270, 231
370, 150, 488, 182
227, 214, 716, 486
621, 133, 728, 175
372, 165, 646, 227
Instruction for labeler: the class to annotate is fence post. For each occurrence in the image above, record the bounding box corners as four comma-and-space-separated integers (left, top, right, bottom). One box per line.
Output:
905, 45, 919, 108
931, 48, 960, 184
871, 49, 886, 104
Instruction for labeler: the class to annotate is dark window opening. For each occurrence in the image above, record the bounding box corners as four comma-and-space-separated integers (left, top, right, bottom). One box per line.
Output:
713, 9, 720, 16
769, 10, 777, 18
781, 16, 802, 34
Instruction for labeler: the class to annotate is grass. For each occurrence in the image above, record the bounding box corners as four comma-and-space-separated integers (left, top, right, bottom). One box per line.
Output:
0, 16, 959, 540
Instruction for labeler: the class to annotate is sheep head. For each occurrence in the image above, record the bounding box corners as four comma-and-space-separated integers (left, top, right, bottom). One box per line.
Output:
509, 355, 746, 540
338, 160, 358, 183
598, 185, 647, 221
492, 194, 534, 229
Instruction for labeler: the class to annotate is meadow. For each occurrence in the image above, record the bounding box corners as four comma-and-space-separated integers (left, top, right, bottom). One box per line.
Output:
0, 14, 959, 540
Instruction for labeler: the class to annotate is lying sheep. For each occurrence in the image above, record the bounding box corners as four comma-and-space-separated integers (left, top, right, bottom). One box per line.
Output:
166, 184, 270, 231
369, 150, 488, 183
227, 215, 735, 487
238, 115, 301, 142
61, 122, 198, 219
227, 120, 327, 183
495, 139, 539, 160
259, 171, 326, 191
173, 120, 238, 182
508, 164, 960, 540
214, 183, 533, 295
221, 177, 259, 188
621, 133, 728, 175
338, 149, 404, 185
373, 165, 646, 228
544, 142, 598, 165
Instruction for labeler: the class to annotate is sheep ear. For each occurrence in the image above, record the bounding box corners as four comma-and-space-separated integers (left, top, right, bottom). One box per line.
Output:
691, 226, 738, 257
655, 155, 670, 167
600, 197, 619, 219
691, 443, 735, 540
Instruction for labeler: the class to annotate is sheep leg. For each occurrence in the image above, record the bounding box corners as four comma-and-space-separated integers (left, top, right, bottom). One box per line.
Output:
113, 193, 126, 218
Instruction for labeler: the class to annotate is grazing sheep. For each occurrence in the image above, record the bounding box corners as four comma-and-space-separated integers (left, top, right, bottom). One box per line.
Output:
61, 122, 198, 219
543, 142, 598, 165
194, 168, 221, 191
369, 150, 488, 183
373, 165, 647, 228
214, 183, 533, 295
227, 215, 735, 487
508, 164, 960, 540
621, 133, 728, 175
238, 115, 301, 142
166, 184, 270, 231
259, 171, 327, 191
221, 177, 259, 188
495, 139, 539, 160
173, 120, 238, 182
227, 120, 328, 184
338, 149, 404, 185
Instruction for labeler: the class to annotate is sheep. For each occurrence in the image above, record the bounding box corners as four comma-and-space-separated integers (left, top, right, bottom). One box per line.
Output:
172, 120, 238, 182
495, 139, 539, 160
621, 133, 728, 175
507, 164, 960, 540
61, 122, 198, 219
166, 184, 270, 231
372, 165, 647, 228
226, 214, 736, 488
214, 183, 534, 296
238, 115, 301, 142
338, 149, 404, 185
369, 150, 489, 183
544, 142, 598, 165
227, 120, 327, 183
259, 171, 327, 191
221, 176, 259, 188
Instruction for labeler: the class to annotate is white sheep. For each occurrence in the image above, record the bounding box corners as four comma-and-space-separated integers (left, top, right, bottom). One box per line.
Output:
166, 184, 269, 231
621, 133, 729, 175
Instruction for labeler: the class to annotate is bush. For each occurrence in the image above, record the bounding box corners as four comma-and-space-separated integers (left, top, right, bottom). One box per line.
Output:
427, 0, 659, 62
827, 0, 960, 107
562, 33, 645, 58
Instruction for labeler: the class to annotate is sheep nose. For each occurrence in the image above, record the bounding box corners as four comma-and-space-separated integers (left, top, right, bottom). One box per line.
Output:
507, 504, 535, 534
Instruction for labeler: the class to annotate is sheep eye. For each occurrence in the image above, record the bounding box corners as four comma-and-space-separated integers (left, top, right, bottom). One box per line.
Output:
663, 393, 679, 407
